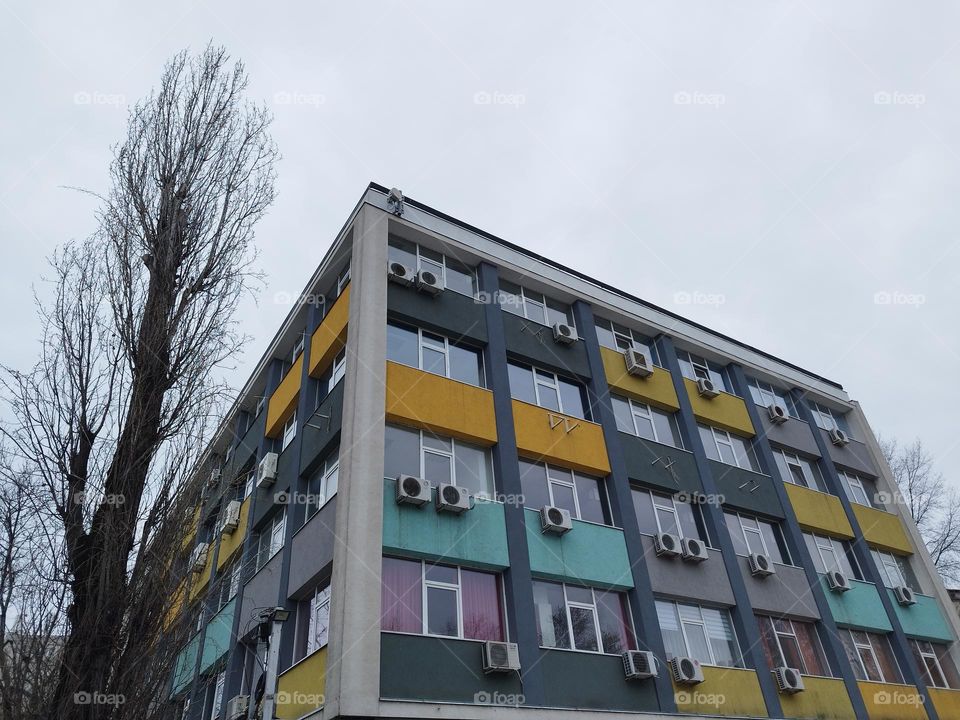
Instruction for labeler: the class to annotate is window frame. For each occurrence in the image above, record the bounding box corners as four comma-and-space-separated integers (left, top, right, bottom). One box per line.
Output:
613, 394, 682, 448
845, 630, 901, 683
209, 671, 225, 720
702, 424, 757, 471
388, 237, 477, 298
760, 615, 829, 676
912, 640, 951, 689
534, 581, 636, 655
296, 583, 331, 660
805, 532, 862, 580
523, 461, 610, 524
658, 599, 743, 668
256, 511, 286, 571
499, 280, 573, 328
387, 324, 484, 387
595, 318, 661, 366
281, 411, 297, 452
839, 469, 873, 508
508, 361, 588, 419
305, 449, 339, 520
749, 379, 798, 417
775, 448, 822, 491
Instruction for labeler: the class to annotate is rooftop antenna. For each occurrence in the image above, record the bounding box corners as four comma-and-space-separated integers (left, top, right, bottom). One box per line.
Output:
387, 187, 405, 216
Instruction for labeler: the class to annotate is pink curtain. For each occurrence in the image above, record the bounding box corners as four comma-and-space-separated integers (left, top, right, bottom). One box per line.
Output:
794, 621, 827, 676
381, 557, 422, 633
460, 569, 503, 641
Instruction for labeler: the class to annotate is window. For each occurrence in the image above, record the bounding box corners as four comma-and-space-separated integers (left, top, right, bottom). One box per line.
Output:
532, 580, 635, 654
290, 334, 305, 365
757, 616, 829, 676
209, 671, 225, 720
388, 236, 477, 297
811, 402, 851, 436
911, 640, 960, 689
243, 468, 255, 499
336, 262, 351, 296
840, 630, 902, 684
295, 584, 331, 661
611, 395, 682, 447
384, 425, 495, 498
773, 449, 823, 492
838, 470, 876, 508
314, 348, 347, 406
872, 549, 918, 591
656, 600, 742, 667
594, 318, 661, 366
520, 460, 609, 524
256, 512, 286, 571
803, 532, 861, 580
386, 323, 483, 387
498, 279, 573, 328
724, 511, 791, 565
698, 424, 759, 471
507, 361, 588, 419
305, 448, 339, 520
677, 350, 729, 393
633, 488, 709, 543
281, 412, 297, 452
255, 394, 266, 417
214, 561, 241, 610
381, 557, 504, 641
748, 378, 798, 417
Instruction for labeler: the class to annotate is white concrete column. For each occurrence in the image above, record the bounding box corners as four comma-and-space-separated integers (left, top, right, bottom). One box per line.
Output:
323, 203, 389, 718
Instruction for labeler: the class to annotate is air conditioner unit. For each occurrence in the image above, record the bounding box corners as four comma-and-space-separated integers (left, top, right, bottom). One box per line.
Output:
387, 262, 415, 286
894, 585, 917, 606
208, 468, 222, 487
396, 475, 432, 506
696, 377, 720, 398
774, 666, 805, 694
220, 500, 241, 535
540, 505, 573, 535
415, 269, 443, 295
552, 322, 578, 345
622, 650, 658, 680
829, 428, 850, 446
624, 348, 654, 377
435, 483, 471, 514
826, 570, 851, 593
257, 452, 278, 488
190, 543, 209, 573
767, 403, 789, 425
225, 694, 250, 720
681, 537, 709, 563
655, 532, 681, 558
482, 641, 521, 673
748, 552, 776, 578
669, 656, 704, 685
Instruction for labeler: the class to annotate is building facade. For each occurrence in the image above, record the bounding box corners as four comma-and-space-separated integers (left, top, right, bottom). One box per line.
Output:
168, 184, 960, 720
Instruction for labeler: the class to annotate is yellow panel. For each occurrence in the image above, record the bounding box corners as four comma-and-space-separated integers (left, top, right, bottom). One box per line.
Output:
180, 506, 201, 551
854, 505, 913, 555
276, 648, 326, 719
385, 362, 497, 445
216, 497, 250, 570
163, 580, 187, 632
188, 549, 213, 602
779, 675, 856, 719
512, 400, 611, 476
857, 682, 926, 720
266, 355, 303, 439
672, 666, 767, 717
684, 378, 756, 436
309, 285, 350, 378
599, 346, 680, 411
929, 688, 960, 719
785, 483, 854, 538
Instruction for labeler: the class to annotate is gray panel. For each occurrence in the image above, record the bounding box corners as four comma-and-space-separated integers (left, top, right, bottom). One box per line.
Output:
539, 648, 658, 711
501, 311, 591, 379
380, 634, 522, 703
739, 557, 820, 621
299, 381, 344, 475
620, 434, 702, 496
252, 447, 296, 528
237, 552, 283, 641
709, 461, 785, 520
641, 536, 735, 606
758, 414, 821, 458
822, 431, 879, 477
286, 498, 337, 598
387, 283, 487, 345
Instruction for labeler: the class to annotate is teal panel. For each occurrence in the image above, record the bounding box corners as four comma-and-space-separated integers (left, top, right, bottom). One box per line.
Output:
891, 591, 955, 643
382, 479, 509, 570
199, 597, 237, 674
525, 509, 633, 590
821, 576, 892, 633
170, 632, 200, 696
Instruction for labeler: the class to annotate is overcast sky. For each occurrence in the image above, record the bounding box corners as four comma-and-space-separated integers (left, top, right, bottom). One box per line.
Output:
2, 2, 958, 485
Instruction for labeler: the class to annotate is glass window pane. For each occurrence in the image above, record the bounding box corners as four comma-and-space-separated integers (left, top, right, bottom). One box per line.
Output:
498, 280, 524, 317
546, 298, 572, 327
574, 474, 607, 524
460, 570, 502, 641
454, 442, 493, 497
425, 564, 458, 584
533, 581, 569, 649
524, 292, 546, 324
656, 601, 686, 660
388, 237, 417, 268
423, 452, 452, 485
596, 591, 635, 653
859, 646, 883, 682
595, 320, 616, 350
703, 608, 739, 667
612, 395, 634, 434
633, 412, 656, 442
558, 378, 586, 419
725, 513, 748, 556
758, 616, 782, 669
633, 490, 658, 535
795, 622, 828, 676
652, 409, 682, 447
426, 586, 458, 636
839, 632, 865, 680
550, 482, 577, 516
508, 363, 537, 404
519, 461, 550, 510
656, 506, 680, 536
717, 442, 737, 466
565, 586, 593, 604
684, 622, 712, 664
423, 434, 451, 453
873, 634, 903, 684
699, 425, 720, 462
760, 522, 788, 565
449, 344, 481, 386
381, 557, 422, 633
444, 257, 475, 297
570, 606, 600, 652
778, 633, 805, 671
676, 501, 701, 542
386, 323, 418, 367
384, 425, 420, 479
421, 346, 446, 376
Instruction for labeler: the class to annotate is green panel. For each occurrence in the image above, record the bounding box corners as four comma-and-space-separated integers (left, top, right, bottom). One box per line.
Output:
200, 597, 237, 674
821, 576, 893, 633
890, 591, 955, 643
620, 435, 702, 496
540, 649, 658, 711
708, 460, 785, 519
170, 632, 200, 696
525, 509, 633, 590
382, 479, 509, 570
380, 633, 522, 702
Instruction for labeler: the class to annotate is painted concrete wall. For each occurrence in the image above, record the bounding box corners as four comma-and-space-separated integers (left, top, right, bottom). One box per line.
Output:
857, 681, 926, 720
821, 430, 879, 477
683, 379, 755, 437
199, 597, 236, 674
600, 346, 680, 412
854, 504, 913, 555
216, 497, 250, 570
387, 281, 487, 345
671, 666, 766, 717
266, 356, 303, 438
276, 648, 326, 719
308, 284, 350, 378
501, 311, 591, 379
708, 460, 785, 519
526, 510, 632, 590
538, 649, 659, 711
641, 535, 735, 606
299, 379, 344, 475
778, 675, 856, 719
512, 400, 610, 475
756, 412, 822, 459
620, 434, 702, 496
889, 590, 954, 643
821, 577, 893, 633
170, 632, 200, 695
739, 557, 820, 621
287, 498, 337, 598
237, 551, 283, 643
785, 483, 854, 538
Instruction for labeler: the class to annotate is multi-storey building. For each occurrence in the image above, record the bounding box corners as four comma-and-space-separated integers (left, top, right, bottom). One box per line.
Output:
168, 183, 960, 720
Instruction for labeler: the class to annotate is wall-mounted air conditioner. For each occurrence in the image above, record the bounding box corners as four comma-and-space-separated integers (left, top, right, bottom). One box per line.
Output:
829, 428, 850, 446
387, 262, 415, 286
396, 475, 431, 506
748, 552, 776, 578
826, 570, 851, 593
624, 348, 654, 377
190, 543, 209, 573
415, 269, 443, 295
767, 403, 789, 424
696, 377, 719, 398
540, 505, 572, 535
435, 483, 471, 514
774, 666, 805, 694
669, 656, 704, 685
622, 650, 658, 679
225, 695, 249, 720
552, 322, 578, 345
654, 532, 681, 558
894, 585, 917, 606
220, 500, 241, 536
257, 452, 278, 488
681, 537, 709, 563
482, 641, 520, 673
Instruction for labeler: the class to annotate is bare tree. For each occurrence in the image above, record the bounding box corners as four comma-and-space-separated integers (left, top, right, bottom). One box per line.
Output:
1, 44, 276, 719
880, 438, 960, 583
